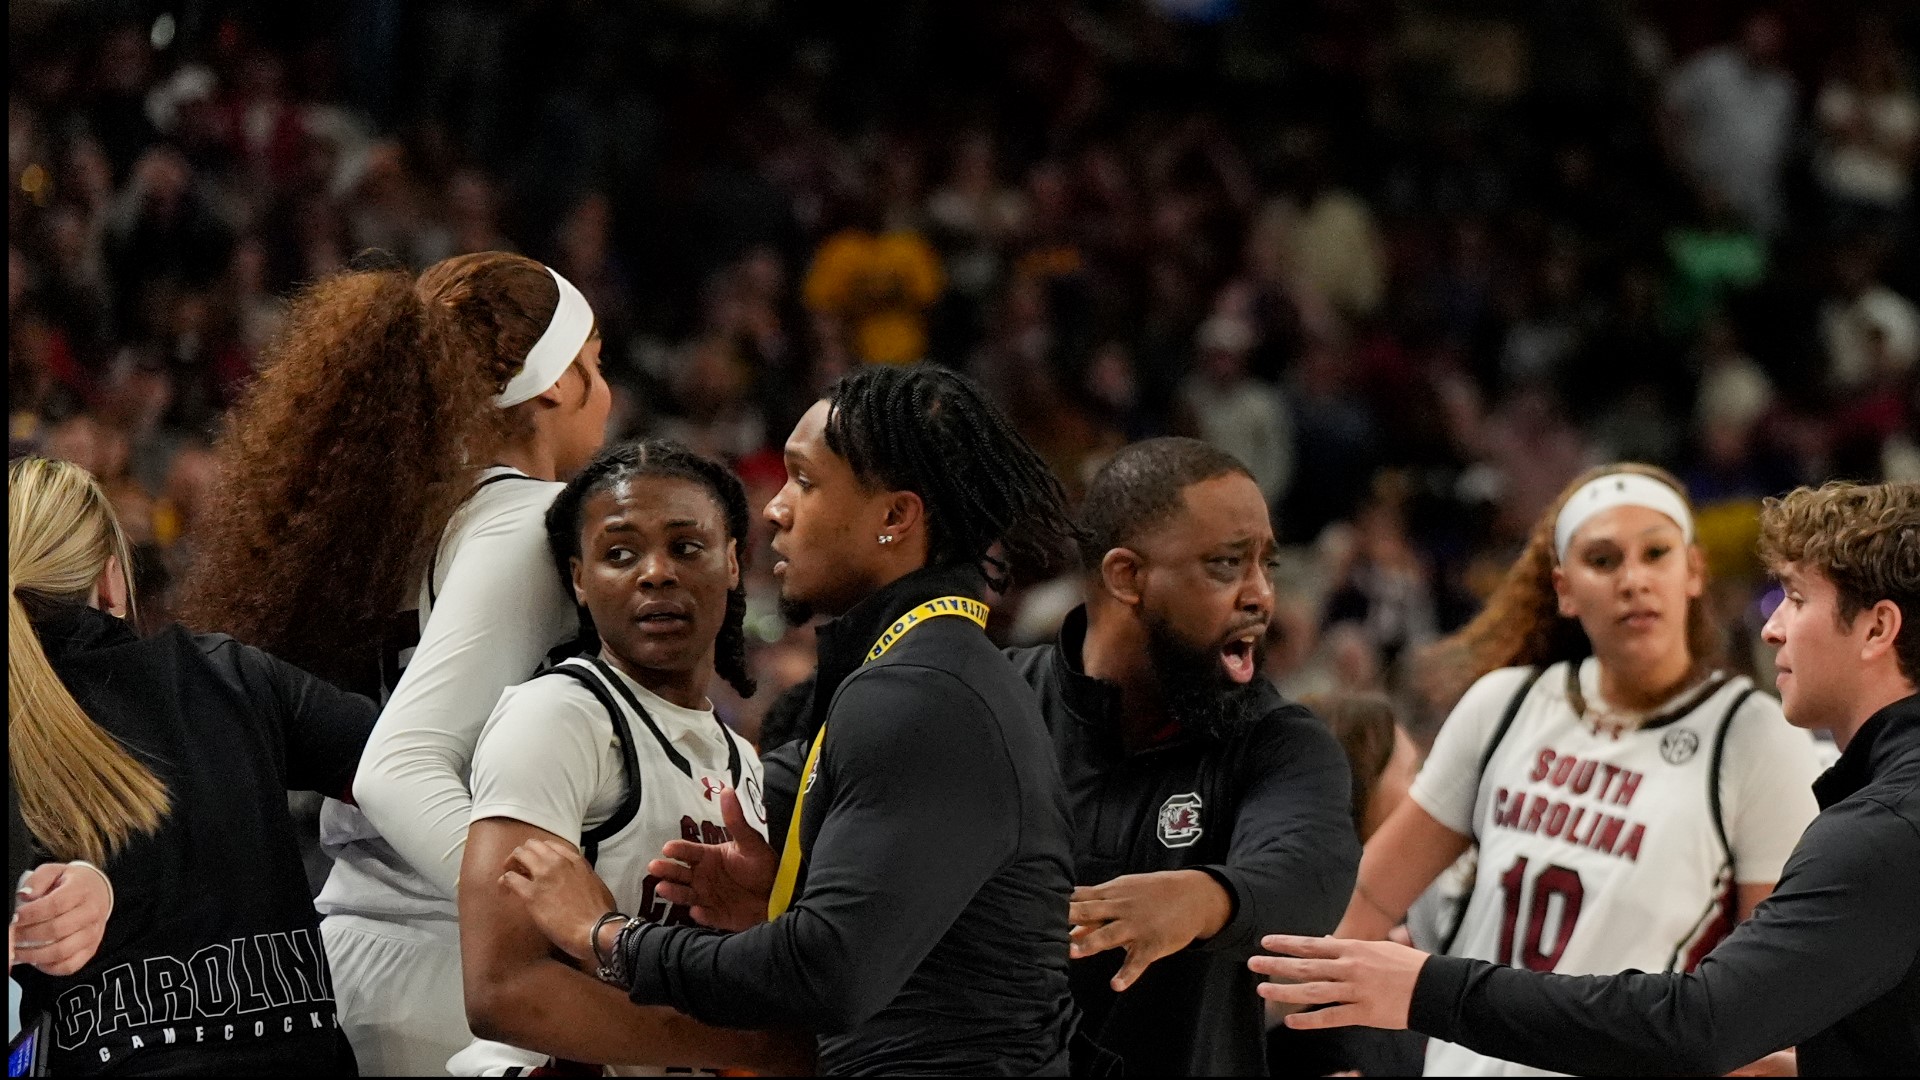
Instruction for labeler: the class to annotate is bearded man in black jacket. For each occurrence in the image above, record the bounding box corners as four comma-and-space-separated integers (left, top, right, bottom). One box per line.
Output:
1001, 437, 1359, 1076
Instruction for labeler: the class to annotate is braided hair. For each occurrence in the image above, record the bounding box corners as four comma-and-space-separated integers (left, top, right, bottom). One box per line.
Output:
822, 364, 1085, 589
545, 440, 757, 698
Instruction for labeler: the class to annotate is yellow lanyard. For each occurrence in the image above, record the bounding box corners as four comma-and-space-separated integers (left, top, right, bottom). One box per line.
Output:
766, 595, 990, 919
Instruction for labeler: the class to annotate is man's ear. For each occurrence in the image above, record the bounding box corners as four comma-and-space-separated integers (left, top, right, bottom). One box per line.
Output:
1099, 548, 1145, 608
882, 489, 926, 540
1859, 597, 1905, 666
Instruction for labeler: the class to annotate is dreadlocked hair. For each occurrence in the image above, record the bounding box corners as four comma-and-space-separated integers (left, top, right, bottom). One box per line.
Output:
822, 364, 1084, 589
545, 440, 757, 698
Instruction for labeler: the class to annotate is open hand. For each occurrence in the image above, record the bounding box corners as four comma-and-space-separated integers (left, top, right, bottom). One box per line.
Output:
1249, 934, 1428, 1031
13, 862, 113, 976
647, 786, 776, 932
501, 838, 618, 964
1069, 870, 1231, 992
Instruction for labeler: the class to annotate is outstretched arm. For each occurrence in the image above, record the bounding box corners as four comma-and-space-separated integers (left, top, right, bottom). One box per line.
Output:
1254, 803, 1920, 1076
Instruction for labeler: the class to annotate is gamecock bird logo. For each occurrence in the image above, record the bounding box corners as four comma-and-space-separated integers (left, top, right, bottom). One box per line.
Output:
1157, 792, 1204, 848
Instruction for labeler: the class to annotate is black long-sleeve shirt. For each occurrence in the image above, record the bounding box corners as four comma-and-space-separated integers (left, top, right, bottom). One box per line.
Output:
1409, 692, 1920, 1076
612, 565, 1078, 1075
1003, 607, 1360, 1076
15, 601, 376, 1076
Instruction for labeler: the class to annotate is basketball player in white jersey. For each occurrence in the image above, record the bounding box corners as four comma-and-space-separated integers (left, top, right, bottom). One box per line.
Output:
450, 440, 808, 1075
1311, 464, 1822, 1077
179, 252, 613, 1074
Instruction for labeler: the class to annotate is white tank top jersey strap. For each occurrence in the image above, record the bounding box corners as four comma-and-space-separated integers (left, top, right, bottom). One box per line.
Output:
316, 466, 579, 925
1409, 661, 1824, 1078
448, 656, 767, 1076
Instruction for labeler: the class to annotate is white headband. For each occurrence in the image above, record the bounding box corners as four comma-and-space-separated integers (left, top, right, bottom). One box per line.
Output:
493, 268, 595, 408
1554, 473, 1694, 561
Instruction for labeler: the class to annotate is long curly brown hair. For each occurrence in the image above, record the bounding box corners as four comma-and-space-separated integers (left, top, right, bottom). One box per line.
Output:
1420, 463, 1722, 711
177, 252, 562, 688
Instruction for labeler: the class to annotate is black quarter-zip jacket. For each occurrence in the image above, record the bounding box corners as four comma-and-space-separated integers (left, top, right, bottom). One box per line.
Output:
1004, 607, 1360, 1076
13, 602, 374, 1076
617, 564, 1078, 1076
1410, 692, 1920, 1076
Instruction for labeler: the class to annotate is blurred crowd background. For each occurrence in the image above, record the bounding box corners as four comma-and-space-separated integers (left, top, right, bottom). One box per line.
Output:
10, 0, 1919, 745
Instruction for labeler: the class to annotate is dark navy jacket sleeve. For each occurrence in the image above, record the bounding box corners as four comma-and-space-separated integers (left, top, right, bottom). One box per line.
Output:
615, 664, 1021, 1032
1193, 707, 1359, 955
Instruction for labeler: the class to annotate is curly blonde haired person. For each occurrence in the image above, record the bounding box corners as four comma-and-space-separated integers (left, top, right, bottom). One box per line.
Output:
1316, 464, 1825, 1077
1252, 480, 1920, 1078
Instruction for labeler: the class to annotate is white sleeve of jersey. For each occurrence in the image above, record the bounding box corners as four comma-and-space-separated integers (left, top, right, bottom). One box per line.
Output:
469, 680, 617, 844
353, 481, 578, 898
1719, 692, 1824, 885
1410, 665, 1541, 837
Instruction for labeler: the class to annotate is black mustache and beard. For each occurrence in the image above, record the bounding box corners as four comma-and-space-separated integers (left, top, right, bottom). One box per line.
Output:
1142, 612, 1268, 743
779, 594, 815, 627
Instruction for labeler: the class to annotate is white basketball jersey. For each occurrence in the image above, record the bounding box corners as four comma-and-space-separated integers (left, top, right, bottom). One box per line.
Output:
449, 657, 768, 1076
1415, 661, 1821, 1077
316, 467, 575, 925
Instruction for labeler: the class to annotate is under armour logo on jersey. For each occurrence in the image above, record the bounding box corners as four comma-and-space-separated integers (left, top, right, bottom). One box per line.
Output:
1660, 728, 1701, 765
701, 777, 725, 801
1157, 792, 1204, 848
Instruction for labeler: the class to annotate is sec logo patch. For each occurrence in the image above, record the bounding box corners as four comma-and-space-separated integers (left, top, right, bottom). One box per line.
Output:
1157, 792, 1204, 848
1661, 728, 1700, 765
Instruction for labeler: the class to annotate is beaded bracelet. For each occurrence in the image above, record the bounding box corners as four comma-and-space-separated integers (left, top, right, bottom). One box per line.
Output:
606, 916, 645, 987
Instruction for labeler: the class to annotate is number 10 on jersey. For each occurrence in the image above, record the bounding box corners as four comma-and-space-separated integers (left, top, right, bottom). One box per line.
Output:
1498, 857, 1586, 971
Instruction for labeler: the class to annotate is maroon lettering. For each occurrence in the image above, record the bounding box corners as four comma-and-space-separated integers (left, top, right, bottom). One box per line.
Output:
1615, 771, 1642, 807
1522, 796, 1548, 834
1502, 790, 1527, 828
679, 816, 701, 843
1544, 802, 1570, 838
1550, 756, 1576, 788
1492, 789, 1510, 827
1592, 816, 1624, 854
1565, 807, 1589, 845
1569, 760, 1598, 795
699, 821, 731, 845
1530, 750, 1554, 783
1597, 764, 1621, 800
1617, 824, 1646, 862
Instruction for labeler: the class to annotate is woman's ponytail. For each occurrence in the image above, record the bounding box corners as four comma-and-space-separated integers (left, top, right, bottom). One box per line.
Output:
9, 458, 170, 865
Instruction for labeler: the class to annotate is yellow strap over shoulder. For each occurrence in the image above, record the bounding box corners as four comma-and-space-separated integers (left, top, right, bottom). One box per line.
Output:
765, 596, 990, 920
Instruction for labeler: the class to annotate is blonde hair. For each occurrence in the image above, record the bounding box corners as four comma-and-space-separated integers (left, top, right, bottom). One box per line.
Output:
9, 456, 170, 864
1420, 462, 1722, 711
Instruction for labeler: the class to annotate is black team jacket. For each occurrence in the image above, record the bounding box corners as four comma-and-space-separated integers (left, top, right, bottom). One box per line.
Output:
1004, 607, 1360, 1076
1411, 692, 1920, 1075
14, 601, 374, 1076
617, 563, 1079, 1075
